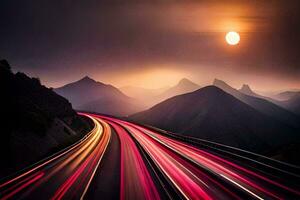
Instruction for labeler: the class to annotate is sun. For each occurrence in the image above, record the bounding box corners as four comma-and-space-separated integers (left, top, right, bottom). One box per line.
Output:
225, 31, 240, 45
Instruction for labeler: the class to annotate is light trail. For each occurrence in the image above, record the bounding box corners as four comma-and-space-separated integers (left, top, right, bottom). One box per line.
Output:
101, 116, 232, 200
131, 123, 300, 198
0, 114, 111, 200
100, 115, 300, 200
1, 112, 299, 200
108, 120, 160, 200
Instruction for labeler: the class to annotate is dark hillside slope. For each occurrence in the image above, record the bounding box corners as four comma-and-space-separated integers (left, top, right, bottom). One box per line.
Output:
130, 86, 299, 153
0, 60, 91, 177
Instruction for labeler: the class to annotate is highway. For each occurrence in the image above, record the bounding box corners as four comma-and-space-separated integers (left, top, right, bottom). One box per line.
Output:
1, 113, 299, 199
99, 115, 300, 200
0, 114, 111, 199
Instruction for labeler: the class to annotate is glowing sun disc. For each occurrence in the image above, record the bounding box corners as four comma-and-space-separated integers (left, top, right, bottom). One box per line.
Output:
225, 31, 240, 45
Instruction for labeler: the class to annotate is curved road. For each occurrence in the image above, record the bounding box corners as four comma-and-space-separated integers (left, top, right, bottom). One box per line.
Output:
0, 113, 299, 200
0, 114, 110, 200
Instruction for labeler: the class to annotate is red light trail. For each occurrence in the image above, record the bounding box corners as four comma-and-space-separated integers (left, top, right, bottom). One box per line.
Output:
0, 113, 299, 200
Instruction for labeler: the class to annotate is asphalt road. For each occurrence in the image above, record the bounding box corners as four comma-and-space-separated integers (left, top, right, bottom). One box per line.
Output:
0, 114, 110, 200
0, 112, 299, 200
84, 127, 120, 200
100, 115, 300, 200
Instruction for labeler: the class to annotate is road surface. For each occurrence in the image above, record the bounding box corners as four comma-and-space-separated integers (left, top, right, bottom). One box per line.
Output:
0, 113, 299, 200
0, 114, 110, 199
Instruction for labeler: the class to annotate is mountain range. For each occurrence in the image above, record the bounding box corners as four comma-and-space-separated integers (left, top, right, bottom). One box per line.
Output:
213, 79, 300, 128
55, 76, 145, 116
2, 57, 300, 165
130, 85, 300, 155
121, 78, 200, 107
155, 78, 200, 103
231, 81, 300, 117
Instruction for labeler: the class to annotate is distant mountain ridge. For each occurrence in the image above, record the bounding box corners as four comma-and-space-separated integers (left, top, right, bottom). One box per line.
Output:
275, 91, 300, 101
130, 86, 299, 153
55, 76, 128, 107
55, 76, 145, 116
159, 78, 200, 98
213, 79, 300, 129
120, 78, 200, 108
239, 84, 261, 97
150, 78, 200, 106
236, 82, 300, 116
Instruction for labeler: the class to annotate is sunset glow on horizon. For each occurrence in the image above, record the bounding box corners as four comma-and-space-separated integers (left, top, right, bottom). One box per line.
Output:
2, 1, 300, 91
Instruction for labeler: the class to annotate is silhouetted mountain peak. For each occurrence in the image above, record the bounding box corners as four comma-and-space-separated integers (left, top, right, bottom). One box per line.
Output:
195, 85, 223, 94
178, 78, 193, 84
239, 84, 255, 95
54, 75, 145, 116
155, 78, 199, 102
177, 78, 198, 87
241, 84, 251, 90
213, 78, 228, 86
213, 78, 235, 91
78, 76, 96, 84
57, 76, 107, 90
184, 86, 241, 104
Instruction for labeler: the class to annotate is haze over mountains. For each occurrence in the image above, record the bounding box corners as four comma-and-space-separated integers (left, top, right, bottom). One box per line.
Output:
120, 86, 169, 101
274, 91, 300, 101
231, 80, 300, 117
121, 78, 200, 107
155, 78, 200, 103
2, 55, 300, 166
241, 84, 300, 116
213, 79, 300, 128
55, 76, 145, 116
52, 72, 300, 158
55, 77, 201, 115
239, 84, 264, 98
130, 85, 300, 156
55, 74, 300, 119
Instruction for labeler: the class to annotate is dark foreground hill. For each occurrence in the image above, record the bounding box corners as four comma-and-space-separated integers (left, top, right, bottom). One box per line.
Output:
0, 60, 91, 177
55, 76, 145, 116
130, 86, 299, 154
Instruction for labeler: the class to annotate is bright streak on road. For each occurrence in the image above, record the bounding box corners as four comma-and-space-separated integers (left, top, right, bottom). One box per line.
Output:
0, 114, 111, 200
100, 115, 300, 200
1, 112, 299, 200
108, 120, 160, 200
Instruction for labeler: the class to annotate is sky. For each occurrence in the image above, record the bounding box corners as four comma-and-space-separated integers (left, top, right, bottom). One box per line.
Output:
1, 0, 300, 91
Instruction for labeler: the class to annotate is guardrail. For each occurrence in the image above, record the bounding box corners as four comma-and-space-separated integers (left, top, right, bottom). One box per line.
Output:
138, 123, 300, 184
